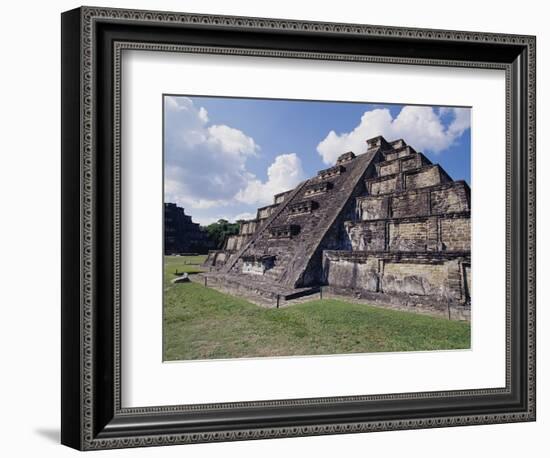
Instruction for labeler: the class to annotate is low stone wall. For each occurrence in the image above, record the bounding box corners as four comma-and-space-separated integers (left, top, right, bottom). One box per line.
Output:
322, 250, 470, 320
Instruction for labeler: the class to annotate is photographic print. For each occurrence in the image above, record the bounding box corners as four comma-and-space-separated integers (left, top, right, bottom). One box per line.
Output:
163, 95, 471, 361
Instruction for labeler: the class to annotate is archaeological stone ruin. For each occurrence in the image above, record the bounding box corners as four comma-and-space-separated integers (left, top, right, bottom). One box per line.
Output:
164, 203, 213, 254
203, 136, 471, 319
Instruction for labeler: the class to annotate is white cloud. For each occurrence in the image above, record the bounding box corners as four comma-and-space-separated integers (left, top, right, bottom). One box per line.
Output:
164, 96, 260, 209
206, 125, 258, 156
236, 153, 305, 206
164, 96, 304, 223
316, 106, 470, 165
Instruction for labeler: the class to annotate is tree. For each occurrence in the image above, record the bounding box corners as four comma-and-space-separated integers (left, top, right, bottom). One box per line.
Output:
206, 219, 240, 249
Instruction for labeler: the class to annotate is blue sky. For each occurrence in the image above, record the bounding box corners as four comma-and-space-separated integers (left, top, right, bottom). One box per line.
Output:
164, 95, 471, 225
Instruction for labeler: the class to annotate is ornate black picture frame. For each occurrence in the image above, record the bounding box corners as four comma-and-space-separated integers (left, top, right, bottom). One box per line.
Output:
61, 6, 536, 450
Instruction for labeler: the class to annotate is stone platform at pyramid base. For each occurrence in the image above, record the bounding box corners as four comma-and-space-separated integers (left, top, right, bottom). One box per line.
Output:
193, 272, 320, 308
322, 287, 470, 321
322, 250, 471, 321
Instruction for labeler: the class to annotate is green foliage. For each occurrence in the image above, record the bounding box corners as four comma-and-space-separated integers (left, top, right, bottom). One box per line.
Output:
163, 257, 471, 361
205, 219, 240, 249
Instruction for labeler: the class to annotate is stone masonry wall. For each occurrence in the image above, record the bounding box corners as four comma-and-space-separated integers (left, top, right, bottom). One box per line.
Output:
388, 220, 428, 251
431, 183, 470, 214
207, 135, 470, 319
404, 165, 444, 190
382, 261, 451, 298
440, 217, 471, 251
345, 220, 386, 251
323, 250, 470, 311
356, 196, 390, 220
391, 192, 430, 218
369, 175, 399, 195
379, 160, 400, 177
356, 182, 469, 221
346, 214, 469, 253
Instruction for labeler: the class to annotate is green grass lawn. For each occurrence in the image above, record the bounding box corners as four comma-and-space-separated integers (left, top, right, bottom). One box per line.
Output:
164, 254, 207, 277
163, 256, 470, 361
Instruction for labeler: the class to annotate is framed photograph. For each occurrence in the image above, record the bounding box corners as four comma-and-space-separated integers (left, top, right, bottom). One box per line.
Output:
61, 6, 536, 450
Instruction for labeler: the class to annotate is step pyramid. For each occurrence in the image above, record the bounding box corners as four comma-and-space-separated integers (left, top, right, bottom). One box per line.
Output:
204, 136, 470, 316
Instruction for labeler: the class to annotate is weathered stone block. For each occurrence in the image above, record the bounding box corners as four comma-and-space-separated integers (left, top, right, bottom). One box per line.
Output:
357, 196, 390, 220
369, 175, 399, 195
240, 220, 258, 235
274, 190, 291, 204
440, 217, 470, 251
257, 204, 279, 220
391, 192, 429, 218
430, 183, 470, 214
225, 234, 249, 251
345, 221, 386, 251
324, 255, 379, 292
379, 161, 400, 177
382, 261, 449, 297
388, 220, 429, 251
404, 166, 443, 190
384, 145, 416, 161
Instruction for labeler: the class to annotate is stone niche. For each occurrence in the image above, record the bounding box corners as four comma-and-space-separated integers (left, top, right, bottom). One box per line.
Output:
317, 164, 346, 180
242, 255, 276, 275
269, 224, 300, 239
336, 151, 356, 164
288, 200, 318, 217
304, 181, 333, 197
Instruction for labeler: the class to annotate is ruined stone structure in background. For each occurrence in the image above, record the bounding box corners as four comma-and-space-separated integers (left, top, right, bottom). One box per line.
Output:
164, 203, 213, 254
203, 136, 470, 319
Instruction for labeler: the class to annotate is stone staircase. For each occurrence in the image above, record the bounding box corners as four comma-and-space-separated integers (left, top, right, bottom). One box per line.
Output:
221, 146, 382, 290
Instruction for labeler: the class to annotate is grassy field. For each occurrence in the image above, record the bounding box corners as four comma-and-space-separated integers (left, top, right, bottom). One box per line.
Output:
163, 256, 471, 361
164, 254, 207, 276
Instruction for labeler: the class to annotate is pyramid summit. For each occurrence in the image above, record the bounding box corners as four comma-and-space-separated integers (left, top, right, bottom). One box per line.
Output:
203, 136, 470, 320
